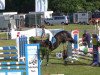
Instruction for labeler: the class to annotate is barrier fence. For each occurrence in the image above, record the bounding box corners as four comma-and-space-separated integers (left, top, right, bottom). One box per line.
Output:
0, 36, 41, 75
0, 36, 28, 61
0, 45, 26, 75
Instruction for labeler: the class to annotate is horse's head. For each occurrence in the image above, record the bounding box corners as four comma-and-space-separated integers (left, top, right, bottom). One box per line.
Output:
39, 39, 52, 50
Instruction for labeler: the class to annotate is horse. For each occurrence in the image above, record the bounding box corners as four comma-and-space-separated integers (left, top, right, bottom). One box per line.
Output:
32, 30, 76, 65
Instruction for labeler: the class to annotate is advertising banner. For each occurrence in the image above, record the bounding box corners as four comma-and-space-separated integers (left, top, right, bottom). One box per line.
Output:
25, 44, 41, 75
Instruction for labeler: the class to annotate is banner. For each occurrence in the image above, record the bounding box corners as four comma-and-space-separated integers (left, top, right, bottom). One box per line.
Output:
25, 44, 41, 75
0, 0, 5, 10
35, 0, 48, 12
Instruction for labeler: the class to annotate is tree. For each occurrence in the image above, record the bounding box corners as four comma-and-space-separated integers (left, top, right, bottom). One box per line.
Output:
48, 0, 83, 13
48, 0, 100, 13
5, 0, 35, 13
1, 0, 100, 13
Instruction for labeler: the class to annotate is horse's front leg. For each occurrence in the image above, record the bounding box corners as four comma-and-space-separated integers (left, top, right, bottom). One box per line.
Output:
46, 48, 50, 66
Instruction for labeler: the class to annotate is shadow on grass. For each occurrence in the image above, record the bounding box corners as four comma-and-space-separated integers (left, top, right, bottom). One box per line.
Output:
79, 57, 92, 61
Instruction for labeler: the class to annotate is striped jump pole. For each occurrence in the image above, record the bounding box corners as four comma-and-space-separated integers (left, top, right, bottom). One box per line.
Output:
0, 46, 17, 60
71, 29, 79, 49
0, 61, 25, 70
16, 35, 29, 61
0, 61, 25, 75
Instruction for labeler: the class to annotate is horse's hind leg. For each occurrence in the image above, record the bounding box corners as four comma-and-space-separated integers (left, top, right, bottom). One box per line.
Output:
46, 49, 49, 66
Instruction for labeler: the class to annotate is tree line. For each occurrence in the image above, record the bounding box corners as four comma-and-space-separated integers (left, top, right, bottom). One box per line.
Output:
1, 0, 100, 13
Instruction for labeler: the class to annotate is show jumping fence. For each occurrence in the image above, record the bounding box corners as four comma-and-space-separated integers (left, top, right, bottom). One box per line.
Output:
0, 36, 28, 75
0, 45, 26, 75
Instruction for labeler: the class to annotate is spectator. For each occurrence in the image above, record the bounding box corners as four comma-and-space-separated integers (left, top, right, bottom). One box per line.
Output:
86, 32, 91, 48
91, 34, 99, 66
82, 30, 91, 48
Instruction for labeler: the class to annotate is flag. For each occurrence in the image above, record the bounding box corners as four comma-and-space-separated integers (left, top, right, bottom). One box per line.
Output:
0, 0, 5, 10
35, 0, 48, 12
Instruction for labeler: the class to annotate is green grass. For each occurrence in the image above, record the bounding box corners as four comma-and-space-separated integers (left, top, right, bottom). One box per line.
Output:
0, 32, 7, 39
0, 24, 100, 75
0, 40, 16, 46
0, 40, 17, 62
46, 24, 95, 37
42, 63, 100, 75
41, 43, 98, 75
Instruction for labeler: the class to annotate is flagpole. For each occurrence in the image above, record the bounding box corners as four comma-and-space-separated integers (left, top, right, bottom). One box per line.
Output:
35, 13, 37, 37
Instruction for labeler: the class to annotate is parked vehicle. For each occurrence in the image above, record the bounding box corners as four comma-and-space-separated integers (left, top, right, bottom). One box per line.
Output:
44, 16, 68, 25
0, 15, 16, 31
89, 12, 100, 25
73, 12, 91, 24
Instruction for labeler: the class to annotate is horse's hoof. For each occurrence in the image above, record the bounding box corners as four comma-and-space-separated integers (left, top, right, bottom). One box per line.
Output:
46, 63, 49, 66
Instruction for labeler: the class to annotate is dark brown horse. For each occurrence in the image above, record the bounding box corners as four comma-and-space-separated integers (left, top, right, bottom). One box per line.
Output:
33, 30, 76, 65
34, 30, 76, 51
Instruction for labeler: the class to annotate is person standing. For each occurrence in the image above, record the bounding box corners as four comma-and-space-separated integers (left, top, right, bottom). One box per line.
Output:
91, 34, 99, 66
82, 30, 91, 48
82, 30, 87, 46
7, 23, 11, 39
86, 32, 91, 48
